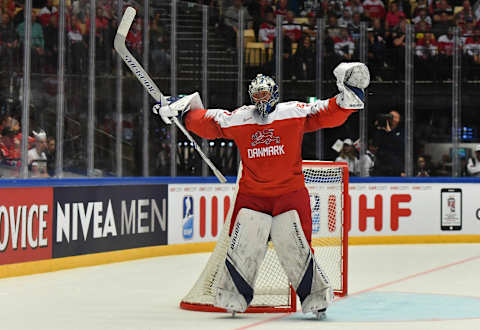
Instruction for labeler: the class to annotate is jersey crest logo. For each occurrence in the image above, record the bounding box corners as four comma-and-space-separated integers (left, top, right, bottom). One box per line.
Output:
250, 129, 280, 147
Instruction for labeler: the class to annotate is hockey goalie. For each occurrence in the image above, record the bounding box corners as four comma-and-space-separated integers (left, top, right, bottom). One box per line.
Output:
153, 62, 370, 319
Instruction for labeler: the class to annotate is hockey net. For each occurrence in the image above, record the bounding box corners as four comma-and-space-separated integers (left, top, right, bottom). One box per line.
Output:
180, 161, 348, 313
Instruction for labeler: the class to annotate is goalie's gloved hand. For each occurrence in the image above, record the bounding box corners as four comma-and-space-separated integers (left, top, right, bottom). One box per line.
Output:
333, 62, 370, 110
152, 95, 191, 125
152, 92, 204, 125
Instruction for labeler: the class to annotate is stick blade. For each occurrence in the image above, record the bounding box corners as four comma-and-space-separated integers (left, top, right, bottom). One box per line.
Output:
116, 7, 136, 38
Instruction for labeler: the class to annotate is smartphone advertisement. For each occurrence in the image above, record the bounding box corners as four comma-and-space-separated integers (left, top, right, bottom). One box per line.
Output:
441, 188, 462, 231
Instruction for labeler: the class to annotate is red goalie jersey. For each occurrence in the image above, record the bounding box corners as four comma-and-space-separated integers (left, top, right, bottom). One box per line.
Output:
184, 97, 356, 197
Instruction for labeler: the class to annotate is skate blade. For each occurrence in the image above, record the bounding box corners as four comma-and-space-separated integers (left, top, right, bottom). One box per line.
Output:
314, 309, 327, 320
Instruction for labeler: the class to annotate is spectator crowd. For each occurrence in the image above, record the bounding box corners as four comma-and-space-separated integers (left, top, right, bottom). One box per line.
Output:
1, 0, 480, 178
222, 0, 480, 81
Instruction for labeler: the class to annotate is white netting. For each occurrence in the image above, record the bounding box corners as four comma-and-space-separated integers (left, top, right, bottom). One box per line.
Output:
180, 161, 346, 311
304, 163, 345, 293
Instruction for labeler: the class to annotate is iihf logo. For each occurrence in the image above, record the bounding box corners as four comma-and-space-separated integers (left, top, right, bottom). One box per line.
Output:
448, 197, 456, 212
183, 196, 194, 239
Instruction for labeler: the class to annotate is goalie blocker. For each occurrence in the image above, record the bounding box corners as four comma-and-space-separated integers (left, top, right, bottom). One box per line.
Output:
214, 187, 333, 316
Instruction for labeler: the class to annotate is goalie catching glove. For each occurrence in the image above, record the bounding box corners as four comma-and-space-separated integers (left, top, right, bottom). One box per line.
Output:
152, 92, 204, 125
334, 62, 370, 110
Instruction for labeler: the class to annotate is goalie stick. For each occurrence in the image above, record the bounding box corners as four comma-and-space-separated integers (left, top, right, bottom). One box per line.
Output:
114, 6, 227, 183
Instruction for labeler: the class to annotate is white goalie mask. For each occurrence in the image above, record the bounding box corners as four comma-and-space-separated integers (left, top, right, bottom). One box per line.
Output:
248, 74, 279, 118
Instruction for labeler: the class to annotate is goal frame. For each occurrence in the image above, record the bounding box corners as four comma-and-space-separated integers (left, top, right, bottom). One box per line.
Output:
303, 161, 349, 298
180, 161, 349, 313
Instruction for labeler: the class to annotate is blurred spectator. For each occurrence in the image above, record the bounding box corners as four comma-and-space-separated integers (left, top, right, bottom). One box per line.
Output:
0, 113, 12, 133
462, 16, 475, 37
415, 156, 431, 176
455, 0, 474, 22
150, 13, 170, 75
292, 33, 315, 79
346, 0, 365, 16
334, 26, 355, 61
259, 11, 276, 44
12, 2, 25, 27
348, 12, 362, 42
1, 118, 21, 166
222, 0, 252, 49
433, 0, 453, 23
274, 0, 288, 16
326, 14, 341, 39
325, 0, 344, 18
28, 130, 48, 178
335, 138, 360, 176
434, 11, 454, 35
46, 136, 55, 177
67, 15, 87, 73
73, 10, 88, 35
368, 26, 386, 79
38, 0, 57, 27
463, 26, 480, 79
437, 26, 455, 79
90, 6, 112, 72
17, 11, 45, 72
372, 110, 405, 176
385, 2, 406, 30
247, 0, 274, 41
371, 17, 385, 35
415, 32, 439, 80
0, 13, 19, 70
303, 11, 318, 41
298, 0, 321, 17
338, 8, 353, 27
283, 10, 302, 42
363, 0, 386, 20
475, 0, 480, 21
413, 7, 433, 29
466, 144, 480, 176
268, 34, 293, 77
412, 0, 431, 18
359, 138, 378, 176
44, 15, 58, 73
415, 20, 431, 39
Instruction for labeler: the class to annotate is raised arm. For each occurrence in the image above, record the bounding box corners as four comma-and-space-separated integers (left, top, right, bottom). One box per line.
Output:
184, 109, 228, 140
152, 92, 232, 140
303, 98, 356, 132
304, 62, 370, 132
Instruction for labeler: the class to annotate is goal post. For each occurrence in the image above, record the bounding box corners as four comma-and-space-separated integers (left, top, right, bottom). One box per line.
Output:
180, 161, 349, 313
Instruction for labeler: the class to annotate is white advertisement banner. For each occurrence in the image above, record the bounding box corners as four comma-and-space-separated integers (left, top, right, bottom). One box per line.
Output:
348, 183, 480, 236
168, 184, 235, 244
168, 183, 480, 245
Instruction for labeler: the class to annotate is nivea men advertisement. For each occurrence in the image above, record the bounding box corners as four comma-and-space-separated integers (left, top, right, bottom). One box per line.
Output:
53, 185, 168, 258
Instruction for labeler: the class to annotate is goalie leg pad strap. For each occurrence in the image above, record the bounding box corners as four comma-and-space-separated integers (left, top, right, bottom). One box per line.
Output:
270, 210, 332, 313
214, 208, 272, 312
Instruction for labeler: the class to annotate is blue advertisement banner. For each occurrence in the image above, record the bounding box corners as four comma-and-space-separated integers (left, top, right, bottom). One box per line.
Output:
52, 185, 168, 258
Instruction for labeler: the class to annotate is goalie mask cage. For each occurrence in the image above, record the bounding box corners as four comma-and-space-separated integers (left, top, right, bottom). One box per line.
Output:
180, 161, 349, 313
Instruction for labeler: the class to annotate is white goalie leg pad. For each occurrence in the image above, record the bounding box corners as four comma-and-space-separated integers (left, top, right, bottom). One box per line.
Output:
214, 208, 272, 312
270, 210, 333, 314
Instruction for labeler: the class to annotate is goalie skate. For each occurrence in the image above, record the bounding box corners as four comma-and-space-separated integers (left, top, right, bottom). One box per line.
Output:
314, 308, 327, 320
